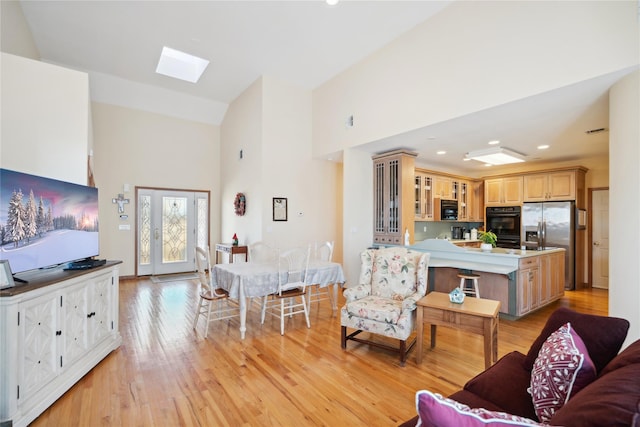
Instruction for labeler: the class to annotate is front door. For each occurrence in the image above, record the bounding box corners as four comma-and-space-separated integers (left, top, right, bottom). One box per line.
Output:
137, 188, 209, 276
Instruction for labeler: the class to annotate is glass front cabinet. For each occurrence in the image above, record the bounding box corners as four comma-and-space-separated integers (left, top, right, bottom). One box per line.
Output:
373, 150, 417, 245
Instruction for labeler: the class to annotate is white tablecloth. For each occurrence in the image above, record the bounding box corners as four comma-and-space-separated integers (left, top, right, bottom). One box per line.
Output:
211, 260, 346, 338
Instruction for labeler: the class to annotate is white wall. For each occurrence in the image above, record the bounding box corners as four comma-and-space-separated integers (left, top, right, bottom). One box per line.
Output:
342, 148, 373, 286
609, 70, 640, 345
91, 102, 221, 276
220, 78, 264, 246
220, 76, 342, 259
1, 53, 89, 185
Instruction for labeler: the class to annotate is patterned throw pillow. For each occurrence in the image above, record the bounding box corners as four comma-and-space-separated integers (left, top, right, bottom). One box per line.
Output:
528, 322, 597, 423
416, 390, 545, 426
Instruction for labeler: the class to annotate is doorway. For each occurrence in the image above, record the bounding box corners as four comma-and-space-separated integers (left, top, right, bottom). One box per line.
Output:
589, 188, 609, 289
136, 188, 209, 277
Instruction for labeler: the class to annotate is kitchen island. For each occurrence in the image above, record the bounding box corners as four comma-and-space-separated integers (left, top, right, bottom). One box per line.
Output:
409, 239, 565, 318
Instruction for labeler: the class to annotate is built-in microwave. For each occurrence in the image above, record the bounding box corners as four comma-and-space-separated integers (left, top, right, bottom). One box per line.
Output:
440, 199, 458, 221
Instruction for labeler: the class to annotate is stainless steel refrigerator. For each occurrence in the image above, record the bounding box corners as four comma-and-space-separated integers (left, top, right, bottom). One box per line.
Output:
522, 201, 575, 290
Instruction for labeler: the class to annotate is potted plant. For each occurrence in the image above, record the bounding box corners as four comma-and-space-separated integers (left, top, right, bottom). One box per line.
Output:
478, 230, 497, 251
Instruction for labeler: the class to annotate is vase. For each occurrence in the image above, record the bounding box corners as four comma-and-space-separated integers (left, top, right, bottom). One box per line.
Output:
480, 243, 493, 252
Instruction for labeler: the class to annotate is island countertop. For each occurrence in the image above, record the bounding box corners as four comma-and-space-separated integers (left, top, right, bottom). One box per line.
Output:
408, 239, 566, 317
408, 239, 565, 274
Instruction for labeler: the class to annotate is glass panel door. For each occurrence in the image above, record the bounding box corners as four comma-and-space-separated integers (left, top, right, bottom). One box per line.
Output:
137, 189, 209, 276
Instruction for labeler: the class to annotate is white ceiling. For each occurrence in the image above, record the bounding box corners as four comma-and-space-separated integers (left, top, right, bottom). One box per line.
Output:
17, 1, 636, 175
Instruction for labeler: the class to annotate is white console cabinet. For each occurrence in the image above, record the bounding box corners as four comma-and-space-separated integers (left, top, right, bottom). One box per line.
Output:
0, 262, 121, 427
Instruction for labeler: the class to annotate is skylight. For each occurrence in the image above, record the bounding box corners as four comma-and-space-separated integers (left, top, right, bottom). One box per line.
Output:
155, 46, 209, 83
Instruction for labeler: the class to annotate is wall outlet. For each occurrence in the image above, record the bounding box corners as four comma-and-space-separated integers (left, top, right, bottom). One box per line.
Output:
423, 226, 427, 232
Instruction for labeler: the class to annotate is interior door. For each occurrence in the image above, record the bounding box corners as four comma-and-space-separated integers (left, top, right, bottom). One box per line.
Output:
592, 189, 609, 289
137, 189, 209, 276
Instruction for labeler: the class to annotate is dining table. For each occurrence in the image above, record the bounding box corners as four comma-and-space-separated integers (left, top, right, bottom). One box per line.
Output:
211, 260, 346, 339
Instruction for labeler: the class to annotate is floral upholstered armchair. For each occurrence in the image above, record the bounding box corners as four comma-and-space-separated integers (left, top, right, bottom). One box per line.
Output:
340, 247, 430, 365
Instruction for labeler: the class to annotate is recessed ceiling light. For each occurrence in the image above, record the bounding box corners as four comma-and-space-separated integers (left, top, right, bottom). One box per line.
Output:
537, 145, 550, 150
326, 0, 339, 5
156, 46, 209, 83
437, 150, 446, 155
488, 140, 500, 145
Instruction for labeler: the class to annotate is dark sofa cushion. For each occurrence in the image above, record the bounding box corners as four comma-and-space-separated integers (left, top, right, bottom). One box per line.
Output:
463, 351, 538, 420
523, 307, 629, 373
548, 363, 640, 427
600, 338, 640, 377
398, 415, 418, 427
448, 390, 506, 413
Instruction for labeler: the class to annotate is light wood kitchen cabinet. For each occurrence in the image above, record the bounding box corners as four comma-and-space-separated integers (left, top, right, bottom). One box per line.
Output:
523, 171, 576, 201
485, 176, 523, 206
373, 150, 417, 245
541, 251, 565, 304
458, 180, 469, 220
517, 251, 564, 316
468, 180, 484, 221
434, 176, 458, 200
414, 172, 434, 220
518, 256, 540, 315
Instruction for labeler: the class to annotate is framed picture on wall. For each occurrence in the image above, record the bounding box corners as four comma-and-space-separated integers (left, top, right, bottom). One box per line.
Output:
0, 260, 15, 289
273, 197, 287, 221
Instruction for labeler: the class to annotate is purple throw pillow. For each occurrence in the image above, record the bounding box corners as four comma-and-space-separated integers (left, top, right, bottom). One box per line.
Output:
528, 322, 597, 423
416, 390, 545, 426
524, 307, 629, 373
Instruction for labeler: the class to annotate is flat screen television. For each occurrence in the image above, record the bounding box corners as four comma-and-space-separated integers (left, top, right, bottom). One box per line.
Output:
0, 168, 99, 275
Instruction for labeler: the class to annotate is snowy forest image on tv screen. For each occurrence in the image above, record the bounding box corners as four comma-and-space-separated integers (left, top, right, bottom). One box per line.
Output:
0, 168, 99, 274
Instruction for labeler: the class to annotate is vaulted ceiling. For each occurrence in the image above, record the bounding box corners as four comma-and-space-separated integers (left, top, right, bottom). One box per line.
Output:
16, 1, 637, 175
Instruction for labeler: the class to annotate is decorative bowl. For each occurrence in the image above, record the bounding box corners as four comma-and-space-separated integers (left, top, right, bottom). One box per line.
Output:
449, 288, 465, 304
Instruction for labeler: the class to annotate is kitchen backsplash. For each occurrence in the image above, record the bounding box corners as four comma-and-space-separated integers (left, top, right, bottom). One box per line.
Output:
414, 221, 483, 241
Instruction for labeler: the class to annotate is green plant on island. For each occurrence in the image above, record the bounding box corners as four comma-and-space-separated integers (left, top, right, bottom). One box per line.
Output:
478, 230, 498, 247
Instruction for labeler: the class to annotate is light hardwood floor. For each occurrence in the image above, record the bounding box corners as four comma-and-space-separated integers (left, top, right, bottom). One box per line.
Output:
30, 278, 608, 426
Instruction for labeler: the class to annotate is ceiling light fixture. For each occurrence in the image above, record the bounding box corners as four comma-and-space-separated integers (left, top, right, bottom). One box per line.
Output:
488, 140, 500, 145
326, 0, 339, 5
465, 147, 526, 165
156, 46, 209, 83
437, 150, 446, 155
537, 145, 550, 150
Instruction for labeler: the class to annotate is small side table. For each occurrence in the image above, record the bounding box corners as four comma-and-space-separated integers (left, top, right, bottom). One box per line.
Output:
416, 291, 500, 369
214, 243, 248, 264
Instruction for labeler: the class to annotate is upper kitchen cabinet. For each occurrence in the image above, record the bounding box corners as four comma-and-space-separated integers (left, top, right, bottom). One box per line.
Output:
468, 180, 485, 221
523, 168, 587, 203
373, 150, 417, 245
434, 176, 458, 200
415, 172, 434, 221
484, 176, 523, 206
458, 180, 469, 220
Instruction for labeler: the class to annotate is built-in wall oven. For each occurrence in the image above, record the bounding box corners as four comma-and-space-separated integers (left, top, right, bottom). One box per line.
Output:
485, 206, 521, 249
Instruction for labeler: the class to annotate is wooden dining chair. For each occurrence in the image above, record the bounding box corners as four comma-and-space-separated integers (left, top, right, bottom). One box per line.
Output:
193, 246, 240, 338
260, 245, 311, 335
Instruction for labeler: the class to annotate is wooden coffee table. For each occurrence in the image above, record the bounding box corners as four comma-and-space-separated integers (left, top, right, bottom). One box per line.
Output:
416, 291, 501, 369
